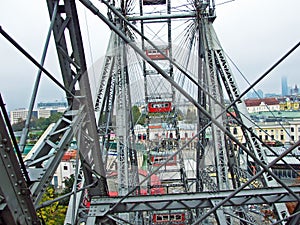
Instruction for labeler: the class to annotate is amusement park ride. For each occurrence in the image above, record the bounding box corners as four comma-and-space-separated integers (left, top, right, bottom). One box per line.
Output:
1, 0, 300, 224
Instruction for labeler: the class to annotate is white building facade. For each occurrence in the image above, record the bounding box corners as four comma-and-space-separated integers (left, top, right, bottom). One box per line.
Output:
52, 159, 76, 189
10, 109, 29, 124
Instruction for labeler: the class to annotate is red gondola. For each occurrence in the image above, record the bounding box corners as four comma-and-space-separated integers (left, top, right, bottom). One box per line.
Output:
145, 48, 168, 60
148, 102, 172, 113
150, 151, 177, 167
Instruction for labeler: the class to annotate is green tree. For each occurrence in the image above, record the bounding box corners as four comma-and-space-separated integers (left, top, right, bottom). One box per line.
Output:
12, 112, 63, 132
35, 112, 63, 130
132, 105, 146, 125
12, 120, 25, 131
59, 174, 75, 206
37, 186, 68, 224
34, 117, 49, 130
132, 105, 141, 124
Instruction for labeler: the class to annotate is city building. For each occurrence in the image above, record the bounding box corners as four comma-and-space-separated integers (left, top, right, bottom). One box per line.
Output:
37, 101, 68, 109
10, 108, 37, 124
52, 150, 77, 189
290, 84, 299, 96
37, 108, 65, 119
134, 121, 199, 151
37, 100, 67, 119
250, 111, 300, 143
279, 97, 300, 111
244, 98, 280, 113
264, 93, 280, 98
10, 100, 67, 124
229, 110, 300, 179
230, 110, 300, 144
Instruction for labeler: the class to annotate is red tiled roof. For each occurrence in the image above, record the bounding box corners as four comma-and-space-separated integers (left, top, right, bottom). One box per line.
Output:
245, 98, 279, 107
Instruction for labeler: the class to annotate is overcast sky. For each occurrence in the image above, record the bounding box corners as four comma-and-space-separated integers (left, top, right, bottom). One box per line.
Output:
214, 0, 300, 95
1, 0, 300, 111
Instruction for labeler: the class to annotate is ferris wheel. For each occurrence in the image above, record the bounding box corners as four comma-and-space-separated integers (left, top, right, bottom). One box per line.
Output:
91, 0, 293, 224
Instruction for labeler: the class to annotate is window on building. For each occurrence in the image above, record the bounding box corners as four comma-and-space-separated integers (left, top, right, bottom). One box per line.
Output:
291, 127, 295, 132
156, 215, 163, 222
233, 127, 238, 135
280, 135, 284, 140
259, 135, 262, 140
63, 165, 68, 170
53, 176, 58, 188
265, 135, 268, 140
271, 135, 274, 140
192, 142, 196, 149
291, 136, 295, 141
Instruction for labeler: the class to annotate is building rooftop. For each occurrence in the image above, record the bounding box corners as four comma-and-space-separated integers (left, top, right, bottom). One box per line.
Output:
37, 101, 67, 109
245, 98, 279, 107
250, 111, 300, 119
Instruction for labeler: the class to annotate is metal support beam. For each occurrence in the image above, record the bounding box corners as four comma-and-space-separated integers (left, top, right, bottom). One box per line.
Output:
88, 186, 300, 214
127, 12, 196, 21
25, 107, 86, 206
46, 0, 108, 196
0, 105, 40, 225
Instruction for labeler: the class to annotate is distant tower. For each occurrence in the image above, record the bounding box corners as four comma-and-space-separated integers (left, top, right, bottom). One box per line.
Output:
291, 84, 299, 95
281, 76, 288, 96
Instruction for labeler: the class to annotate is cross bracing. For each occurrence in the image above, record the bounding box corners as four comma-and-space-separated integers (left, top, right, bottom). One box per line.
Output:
89, 186, 300, 214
